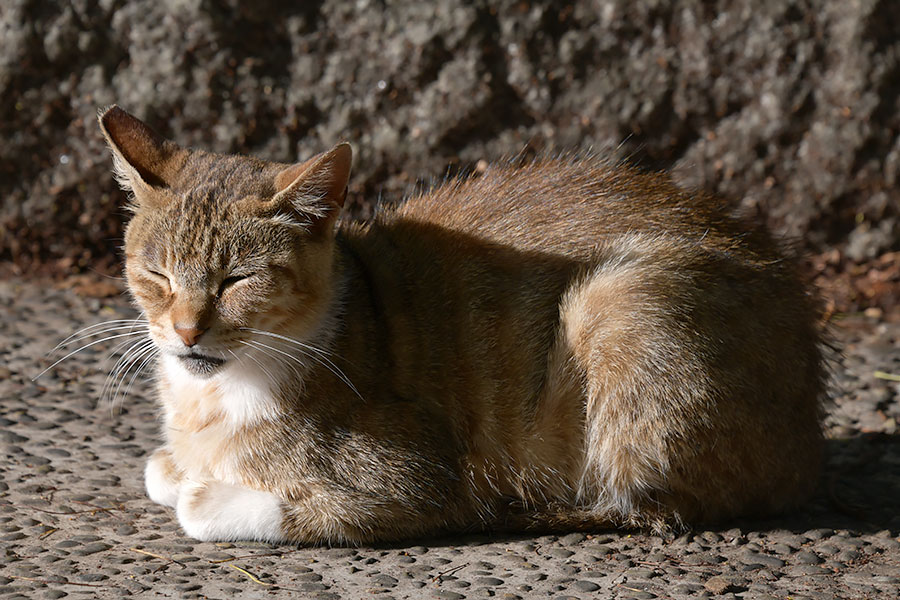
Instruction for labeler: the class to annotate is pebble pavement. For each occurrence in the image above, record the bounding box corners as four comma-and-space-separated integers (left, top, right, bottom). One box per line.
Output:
1, 278, 898, 599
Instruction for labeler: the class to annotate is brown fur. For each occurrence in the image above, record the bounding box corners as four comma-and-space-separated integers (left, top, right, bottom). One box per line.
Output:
100, 106, 826, 544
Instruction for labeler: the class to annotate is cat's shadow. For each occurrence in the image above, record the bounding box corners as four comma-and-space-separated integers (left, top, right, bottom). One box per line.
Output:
361, 433, 900, 550
734, 432, 900, 536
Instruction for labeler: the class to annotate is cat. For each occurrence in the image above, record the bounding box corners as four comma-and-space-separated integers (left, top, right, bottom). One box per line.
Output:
97, 105, 826, 544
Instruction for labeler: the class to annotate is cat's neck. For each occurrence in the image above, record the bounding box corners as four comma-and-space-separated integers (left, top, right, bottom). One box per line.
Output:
159, 354, 282, 431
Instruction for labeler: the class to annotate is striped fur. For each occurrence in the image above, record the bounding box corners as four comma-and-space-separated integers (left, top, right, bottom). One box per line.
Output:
99, 106, 826, 544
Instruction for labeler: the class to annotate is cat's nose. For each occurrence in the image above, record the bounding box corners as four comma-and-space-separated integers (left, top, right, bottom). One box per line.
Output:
174, 324, 206, 347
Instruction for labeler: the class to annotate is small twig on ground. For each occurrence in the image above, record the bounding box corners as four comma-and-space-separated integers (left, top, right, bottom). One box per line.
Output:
70, 500, 124, 519
432, 563, 468, 583
228, 564, 306, 592
129, 547, 186, 572
229, 565, 276, 586
874, 370, 900, 382
38, 528, 58, 539
39, 487, 58, 504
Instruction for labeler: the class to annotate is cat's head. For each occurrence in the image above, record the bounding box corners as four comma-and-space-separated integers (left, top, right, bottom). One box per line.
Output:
99, 106, 351, 378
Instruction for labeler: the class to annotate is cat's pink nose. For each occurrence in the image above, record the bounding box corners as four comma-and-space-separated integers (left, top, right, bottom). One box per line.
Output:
174, 325, 206, 347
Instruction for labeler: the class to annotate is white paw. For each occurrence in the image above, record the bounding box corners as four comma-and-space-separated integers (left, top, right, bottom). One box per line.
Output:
144, 449, 181, 507
176, 479, 286, 543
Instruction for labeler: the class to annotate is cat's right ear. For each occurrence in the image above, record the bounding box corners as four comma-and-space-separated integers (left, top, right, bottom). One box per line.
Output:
271, 143, 352, 237
98, 105, 185, 199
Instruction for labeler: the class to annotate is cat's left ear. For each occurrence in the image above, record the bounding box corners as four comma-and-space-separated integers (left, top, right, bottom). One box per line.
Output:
272, 143, 352, 237
98, 105, 186, 201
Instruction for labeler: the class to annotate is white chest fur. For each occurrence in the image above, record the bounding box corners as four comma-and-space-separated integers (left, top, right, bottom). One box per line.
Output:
159, 355, 281, 481
160, 355, 281, 427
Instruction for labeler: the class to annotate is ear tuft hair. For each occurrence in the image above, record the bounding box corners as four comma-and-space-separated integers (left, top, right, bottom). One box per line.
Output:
271, 143, 353, 236
97, 105, 184, 196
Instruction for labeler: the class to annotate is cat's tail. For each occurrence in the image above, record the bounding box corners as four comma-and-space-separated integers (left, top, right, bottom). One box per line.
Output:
558, 235, 824, 526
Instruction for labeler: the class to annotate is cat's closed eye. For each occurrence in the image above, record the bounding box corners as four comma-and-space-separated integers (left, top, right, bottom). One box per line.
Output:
218, 273, 254, 296
145, 269, 171, 292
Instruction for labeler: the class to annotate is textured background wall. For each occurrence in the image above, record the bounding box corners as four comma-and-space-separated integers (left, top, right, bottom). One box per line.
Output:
1, 0, 898, 310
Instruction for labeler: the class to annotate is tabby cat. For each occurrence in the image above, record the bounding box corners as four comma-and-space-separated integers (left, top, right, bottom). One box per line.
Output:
98, 105, 826, 544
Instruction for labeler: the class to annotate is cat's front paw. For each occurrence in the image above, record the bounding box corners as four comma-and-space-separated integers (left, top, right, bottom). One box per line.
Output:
144, 448, 182, 507
176, 479, 286, 543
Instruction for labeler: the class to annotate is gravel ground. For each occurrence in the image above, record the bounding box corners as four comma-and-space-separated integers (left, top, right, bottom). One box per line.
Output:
1, 278, 899, 599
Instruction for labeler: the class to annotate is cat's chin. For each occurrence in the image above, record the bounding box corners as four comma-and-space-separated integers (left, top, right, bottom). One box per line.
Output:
177, 352, 226, 378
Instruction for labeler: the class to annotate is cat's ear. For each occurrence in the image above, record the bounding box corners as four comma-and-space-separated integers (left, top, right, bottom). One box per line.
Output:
271, 143, 352, 236
98, 105, 185, 197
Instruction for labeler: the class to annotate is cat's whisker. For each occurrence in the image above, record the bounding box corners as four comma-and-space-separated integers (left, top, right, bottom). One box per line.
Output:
52, 324, 150, 361
103, 340, 138, 383
231, 347, 279, 390
240, 329, 363, 401
226, 348, 243, 369
51, 319, 148, 353
35, 330, 151, 381
105, 331, 154, 367
52, 320, 150, 394
54, 318, 146, 342
109, 335, 144, 356
101, 337, 152, 402
247, 332, 356, 385
103, 338, 156, 407
244, 337, 365, 402
109, 340, 156, 402
229, 347, 280, 391
117, 345, 160, 409
246, 340, 313, 388
239, 340, 305, 384
241, 327, 337, 359
226, 348, 251, 376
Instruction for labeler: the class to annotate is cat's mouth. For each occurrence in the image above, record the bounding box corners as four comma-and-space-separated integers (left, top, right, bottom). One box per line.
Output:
178, 352, 226, 376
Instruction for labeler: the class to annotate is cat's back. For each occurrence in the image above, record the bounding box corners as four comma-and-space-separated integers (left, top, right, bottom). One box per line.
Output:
340, 154, 825, 528
386, 156, 765, 264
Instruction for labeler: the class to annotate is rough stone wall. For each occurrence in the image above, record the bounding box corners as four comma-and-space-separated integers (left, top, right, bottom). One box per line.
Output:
2, 0, 898, 287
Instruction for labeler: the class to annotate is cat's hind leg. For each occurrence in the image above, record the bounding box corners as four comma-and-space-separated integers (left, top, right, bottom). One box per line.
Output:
176, 480, 287, 543
145, 448, 183, 508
